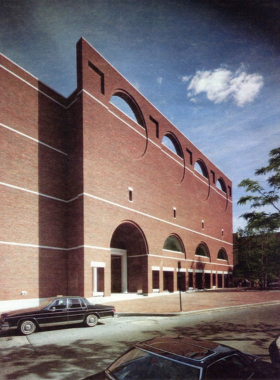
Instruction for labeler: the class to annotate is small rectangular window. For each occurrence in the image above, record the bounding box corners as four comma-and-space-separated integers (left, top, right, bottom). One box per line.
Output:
173, 207, 177, 219
202, 220, 204, 229
222, 229, 224, 237
128, 187, 133, 202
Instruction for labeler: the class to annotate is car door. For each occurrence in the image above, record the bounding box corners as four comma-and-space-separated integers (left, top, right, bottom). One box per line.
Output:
67, 298, 87, 324
37, 298, 68, 327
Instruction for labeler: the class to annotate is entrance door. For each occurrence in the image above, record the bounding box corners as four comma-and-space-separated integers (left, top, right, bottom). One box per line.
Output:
111, 256, 122, 293
111, 248, 128, 293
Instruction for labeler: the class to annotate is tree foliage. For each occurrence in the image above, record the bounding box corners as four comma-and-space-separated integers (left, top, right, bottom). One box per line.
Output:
235, 147, 280, 286
234, 228, 280, 287
238, 147, 280, 231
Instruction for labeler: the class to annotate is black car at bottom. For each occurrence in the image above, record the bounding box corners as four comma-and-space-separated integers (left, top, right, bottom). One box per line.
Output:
0, 296, 115, 335
84, 335, 278, 380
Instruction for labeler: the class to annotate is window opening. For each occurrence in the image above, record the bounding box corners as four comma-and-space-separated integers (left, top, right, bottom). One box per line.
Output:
218, 248, 227, 260
202, 220, 204, 229
195, 243, 210, 258
162, 133, 183, 158
128, 188, 133, 202
110, 91, 145, 128
173, 207, 177, 219
194, 161, 208, 178
216, 178, 227, 193
163, 235, 183, 252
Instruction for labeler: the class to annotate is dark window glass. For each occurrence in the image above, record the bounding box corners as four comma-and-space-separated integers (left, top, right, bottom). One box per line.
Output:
195, 244, 209, 257
163, 236, 183, 252
109, 348, 200, 380
206, 354, 252, 379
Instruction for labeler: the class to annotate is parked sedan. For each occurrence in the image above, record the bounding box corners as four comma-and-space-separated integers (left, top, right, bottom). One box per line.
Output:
0, 296, 115, 335
84, 335, 278, 379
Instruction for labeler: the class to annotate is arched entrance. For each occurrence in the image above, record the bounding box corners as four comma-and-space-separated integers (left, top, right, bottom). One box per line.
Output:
110, 221, 148, 294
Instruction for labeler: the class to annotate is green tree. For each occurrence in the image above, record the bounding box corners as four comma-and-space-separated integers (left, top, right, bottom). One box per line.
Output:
238, 147, 280, 230
235, 147, 280, 286
234, 228, 280, 287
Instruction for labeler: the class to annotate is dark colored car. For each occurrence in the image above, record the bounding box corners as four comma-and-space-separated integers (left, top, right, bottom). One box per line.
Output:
0, 296, 115, 335
84, 335, 278, 380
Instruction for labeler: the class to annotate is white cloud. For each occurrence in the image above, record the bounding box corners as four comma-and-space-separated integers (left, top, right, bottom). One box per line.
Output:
182, 75, 191, 83
157, 77, 163, 84
186, 67, 264, 107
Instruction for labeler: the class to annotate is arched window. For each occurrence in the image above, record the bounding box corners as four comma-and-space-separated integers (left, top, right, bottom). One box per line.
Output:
216, 178, 226, 193
194, 160, 209, 178
218, 248, 228, 261
110, 91, 145, 128
163, 235, 184, 252
162, 133, 183, 158
195, 243, 210, 258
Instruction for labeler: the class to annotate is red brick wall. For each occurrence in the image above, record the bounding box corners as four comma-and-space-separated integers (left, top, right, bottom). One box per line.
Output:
0, 38, 233, 304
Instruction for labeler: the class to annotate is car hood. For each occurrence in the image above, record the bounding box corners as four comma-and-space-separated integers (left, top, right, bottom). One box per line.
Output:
1, 306, 43, 317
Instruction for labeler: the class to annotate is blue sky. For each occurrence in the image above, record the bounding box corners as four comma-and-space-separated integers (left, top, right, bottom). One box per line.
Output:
1, 0, 280, 232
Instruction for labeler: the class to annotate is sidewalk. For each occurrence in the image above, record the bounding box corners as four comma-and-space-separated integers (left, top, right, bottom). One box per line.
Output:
96, 289, 280, 315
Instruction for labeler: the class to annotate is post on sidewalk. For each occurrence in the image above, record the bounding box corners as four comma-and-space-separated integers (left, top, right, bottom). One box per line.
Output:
178, 261, 182, 312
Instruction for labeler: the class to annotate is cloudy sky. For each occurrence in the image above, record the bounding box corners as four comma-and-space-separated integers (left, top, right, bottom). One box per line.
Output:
1, 0, 280, 232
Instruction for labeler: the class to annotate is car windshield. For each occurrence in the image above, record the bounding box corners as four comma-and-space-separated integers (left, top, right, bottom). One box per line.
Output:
39, 298, 55, 309
108, 347, 200, 380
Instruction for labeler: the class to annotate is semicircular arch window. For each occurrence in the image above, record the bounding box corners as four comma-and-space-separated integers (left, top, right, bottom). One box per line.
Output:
194, 160, 209, 179
162, 134, 183, 158
218, 248, 228, 261
110, 92, 145, 128
163, 235, 184, 252
195, 243, 210, 258
216, 178, 227, 193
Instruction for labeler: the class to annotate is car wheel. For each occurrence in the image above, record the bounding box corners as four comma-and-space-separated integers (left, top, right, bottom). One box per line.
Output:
20, 320, 37, 335
84, 314, 98, 327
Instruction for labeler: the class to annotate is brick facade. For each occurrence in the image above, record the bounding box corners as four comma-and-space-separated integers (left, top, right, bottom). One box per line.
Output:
0, 38, 233, 308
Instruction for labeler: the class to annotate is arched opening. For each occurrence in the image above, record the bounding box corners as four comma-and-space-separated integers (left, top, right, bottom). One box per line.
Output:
110, 90, 146, 129
195, 243, 210, 258
218, 248, 228, 261
194, 160, 209, 178
110, 221, 148, 293
163, 234, 184, 253
162, 133, 183, 158
216, 177, 227, 193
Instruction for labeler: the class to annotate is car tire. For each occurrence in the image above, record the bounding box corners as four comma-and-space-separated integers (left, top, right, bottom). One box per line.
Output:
84, 314, 98, 327
20, 320, 37, 335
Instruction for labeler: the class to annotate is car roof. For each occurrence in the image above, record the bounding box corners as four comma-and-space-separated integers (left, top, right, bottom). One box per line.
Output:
136, 335, 238, 365
47, 296, 84, 300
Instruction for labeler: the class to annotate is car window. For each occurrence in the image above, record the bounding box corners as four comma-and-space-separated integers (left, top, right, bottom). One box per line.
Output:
206, 354, 253, 380
51, 299, 67, 309
108, 348, 200, 380
80, 298, 87, 307
68, 298, 82, 309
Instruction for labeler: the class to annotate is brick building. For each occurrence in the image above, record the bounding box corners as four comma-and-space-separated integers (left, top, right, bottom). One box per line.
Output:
0, 38, 233, 309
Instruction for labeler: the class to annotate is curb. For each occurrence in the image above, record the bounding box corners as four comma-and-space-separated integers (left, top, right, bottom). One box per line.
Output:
116, 300, 280, 317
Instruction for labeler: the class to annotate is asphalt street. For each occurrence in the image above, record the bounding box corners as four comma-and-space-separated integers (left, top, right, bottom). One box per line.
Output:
1, 302, 280, 379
